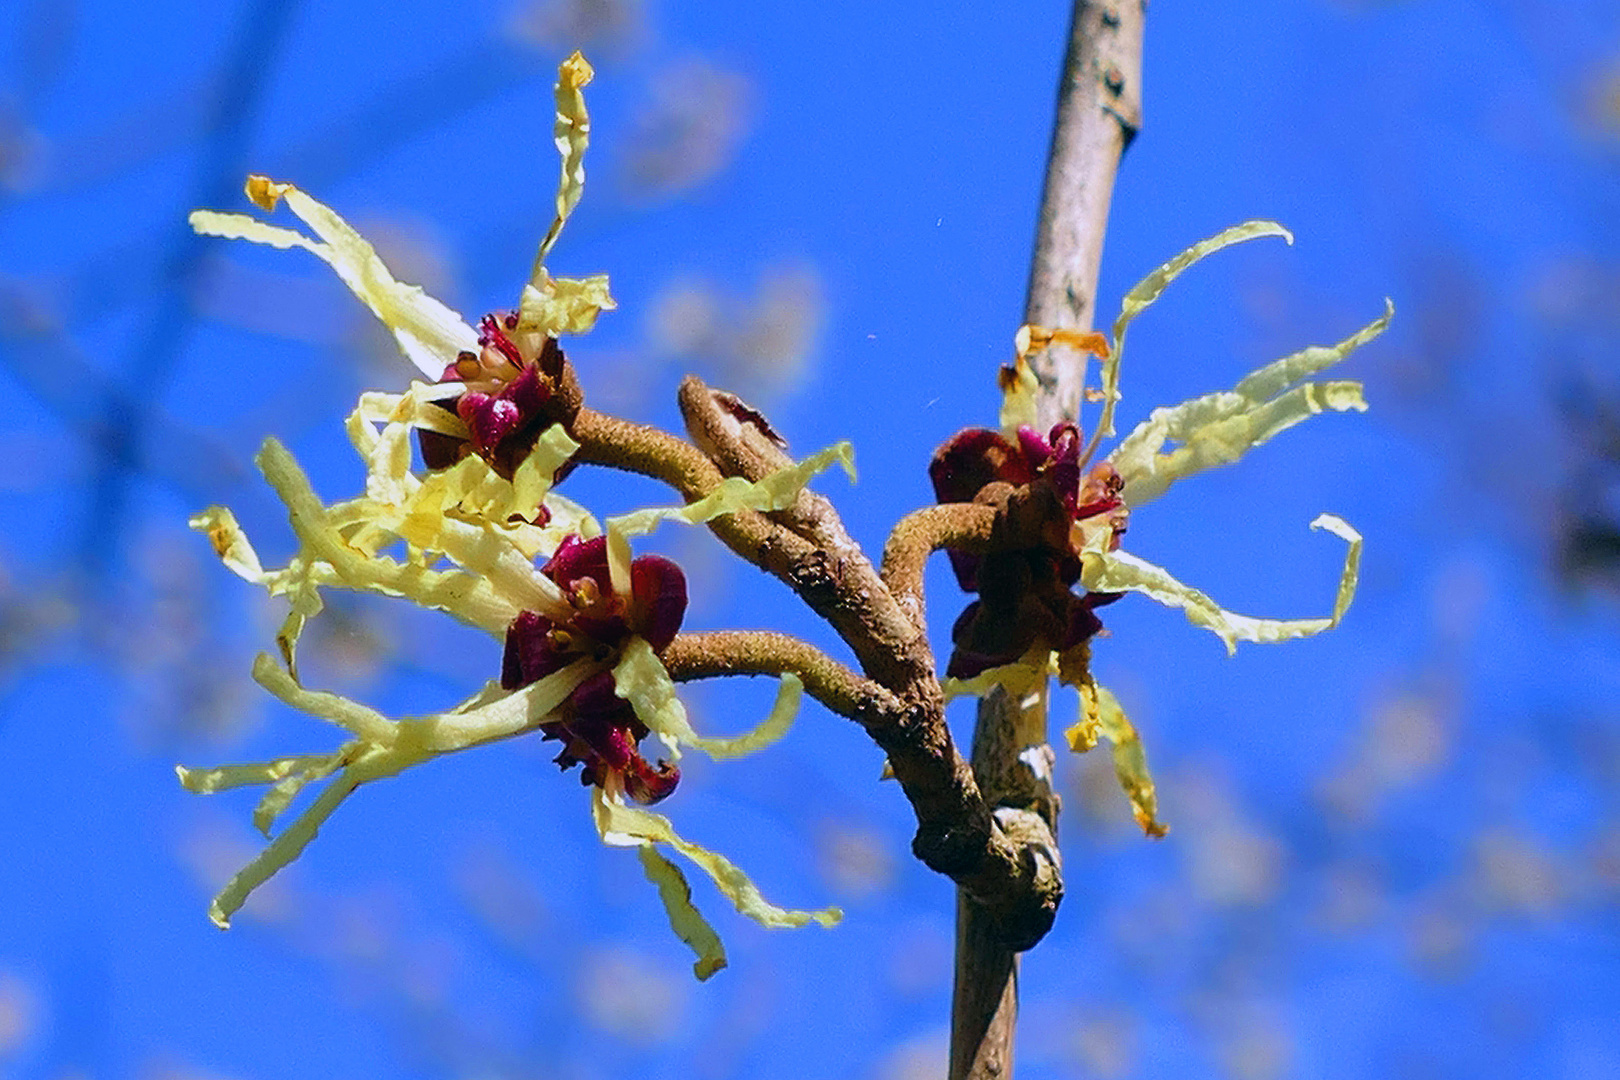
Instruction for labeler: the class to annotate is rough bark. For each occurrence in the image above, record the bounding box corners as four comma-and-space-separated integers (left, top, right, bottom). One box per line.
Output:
571, 398, 1064, 949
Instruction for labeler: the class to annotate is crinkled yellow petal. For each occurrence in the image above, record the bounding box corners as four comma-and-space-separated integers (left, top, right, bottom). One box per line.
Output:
256, 438, 562, 636
422, 663, 600, 753
511, 423, 582, 516
1109, 301, 1391, 506
191, 505, 336, 672
184, 657, 599, 928
392, 663, 600, 756
204, 765, 364, 928
608, 440, 857, 542
1079, 514, 1361, 655
1309, 513, 1363, 625
251, 752, 347, 838
1067, 677, 1102, 752
366, 408, 417, 507
255, 651, 597, 756
190, 182, 479, 380
541, 491, 602, 541
517, 272, 617, 337
1064, 683, 1165, 838
1234, 299, 1393, 403
999, 351, 1040, 435
1116, 221, 1294, 333
638, 844, 728, 981
608, 637, 687, 757
189, 506, 267, 583
603, 441, 856, 597
343, 397, 580, 552
175, 755, 338, 795
269, 572, 324, 677
356, 384, 466, 430
396, 483, 599, 566
1084, 220, 1294, 461
940, 648, 1055, 703
612, 637, 802, 761
268, 182, 478, 379
512, 52, 615, 336
593, 787, 842, 934
533, 50, 595, 275
1115, 380, 1367, 506
251, 653, 397, 743
188, 209, 319, 254
304, 396, 583, 615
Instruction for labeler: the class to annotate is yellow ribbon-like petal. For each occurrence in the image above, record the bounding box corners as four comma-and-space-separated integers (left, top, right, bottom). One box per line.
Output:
593, 786, 840, 979
613, 637, 802, 761
1079, 514, 1362, 655
190, 179, 478, 379
1110, 301, 1391, 506
1082, 220, 1295, 464
1064, 682, 1166, 838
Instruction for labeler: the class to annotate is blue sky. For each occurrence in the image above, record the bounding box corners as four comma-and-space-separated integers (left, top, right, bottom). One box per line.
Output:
1, 1, 1618, 1078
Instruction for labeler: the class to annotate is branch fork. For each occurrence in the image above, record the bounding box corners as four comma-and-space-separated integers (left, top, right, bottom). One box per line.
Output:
573, 376, 1065, 950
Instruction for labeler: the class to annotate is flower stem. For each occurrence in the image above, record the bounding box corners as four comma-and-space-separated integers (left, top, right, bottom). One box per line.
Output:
661, 630, 895, 720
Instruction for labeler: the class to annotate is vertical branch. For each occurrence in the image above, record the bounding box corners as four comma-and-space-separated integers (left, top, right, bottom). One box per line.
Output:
949, 5, 1144, 1080
1023, 1, 1144, 433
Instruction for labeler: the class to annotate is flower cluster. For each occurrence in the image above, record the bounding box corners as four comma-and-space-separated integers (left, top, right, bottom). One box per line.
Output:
932, 221, 1388, 837
180, 53, 841, 980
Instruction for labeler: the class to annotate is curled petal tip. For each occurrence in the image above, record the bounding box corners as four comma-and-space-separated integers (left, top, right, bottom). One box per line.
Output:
244, 175, 288, 212
561, 50, 594, 86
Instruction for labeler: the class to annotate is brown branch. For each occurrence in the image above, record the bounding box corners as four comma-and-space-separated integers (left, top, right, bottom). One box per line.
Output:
672, 377, 930, 690
572, 400, 1062, 947
569, 406, 727, 501
952, 4, 1145, 1079
1021, 1, 1145, 436
678, 376, 796, 483
881, 503, 997, 630
661, 630, 894, 720
677, 373, 897, 614
570, 406, 833, 613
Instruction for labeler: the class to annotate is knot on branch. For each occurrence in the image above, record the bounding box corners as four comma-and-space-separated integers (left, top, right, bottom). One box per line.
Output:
787, 547, 839, 602
913, 806, 1063, 953
679, 376, 795, 482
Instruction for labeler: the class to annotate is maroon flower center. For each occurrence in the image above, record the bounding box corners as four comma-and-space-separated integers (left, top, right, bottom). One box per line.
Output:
416, 311, 584, 502
929, 422, 1130, 678
499, 535, 688, 804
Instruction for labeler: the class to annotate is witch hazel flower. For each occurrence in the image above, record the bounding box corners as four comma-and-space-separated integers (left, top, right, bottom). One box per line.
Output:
934, 221, 1388, 837
183, 429, 842, 975
502, 534, 689, 805
178, 52, 847, 979
418, 320, 583, 487
189, 51, 609, 520
929, 409, 1129, 681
